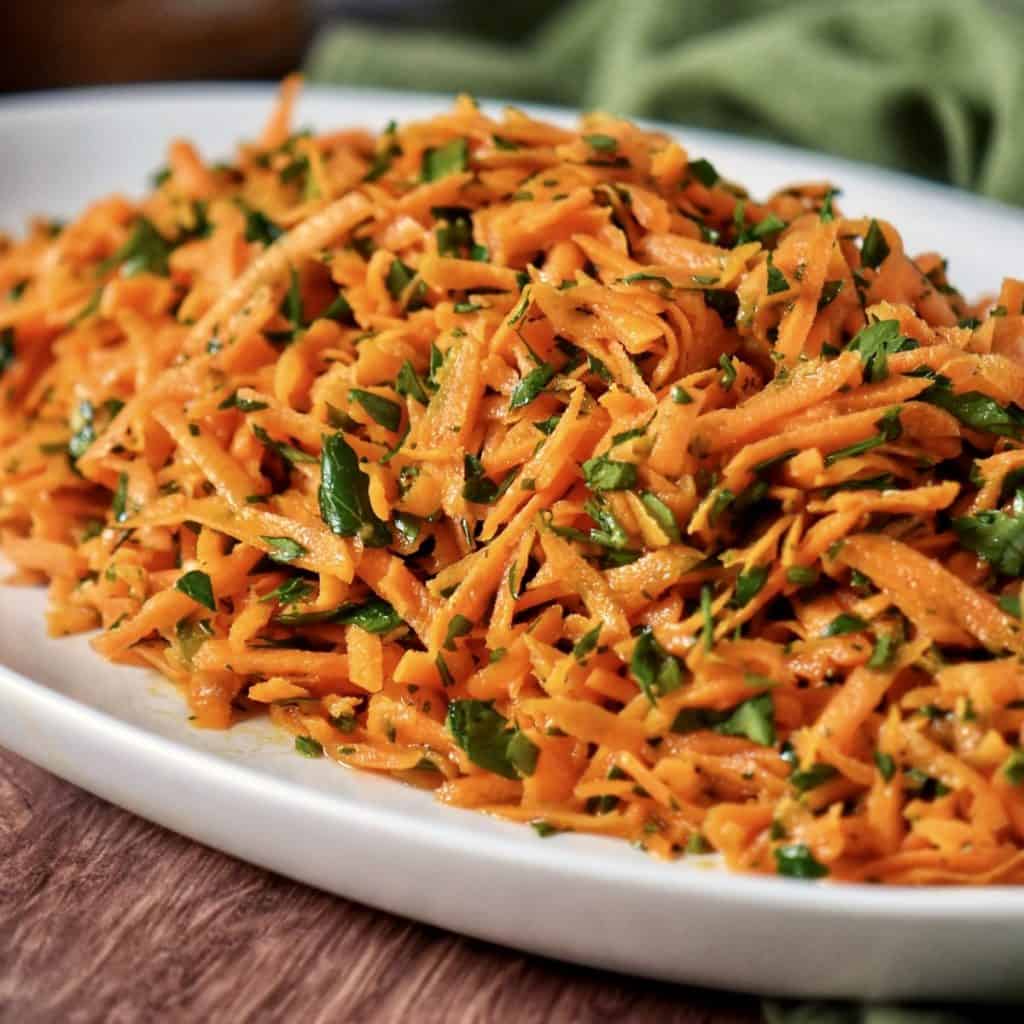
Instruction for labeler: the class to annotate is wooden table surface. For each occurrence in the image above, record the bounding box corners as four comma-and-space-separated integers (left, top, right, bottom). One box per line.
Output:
1, 748, 760, 1024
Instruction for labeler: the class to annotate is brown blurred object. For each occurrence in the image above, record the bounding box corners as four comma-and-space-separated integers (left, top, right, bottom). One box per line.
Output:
0, 0, 311, 93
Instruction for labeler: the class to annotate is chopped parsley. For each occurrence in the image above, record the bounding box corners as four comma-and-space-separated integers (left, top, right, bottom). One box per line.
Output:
318, 433, 391, 547
774, 844, 828, 879
918, 374, 1024, 438
260, 536, 307, 563
822, 613, 868, 637
860, 218, 890, 269
395, 361, 429, 405
509, 363, 554, 410
446, 699, 538, 780
295, 735, 324, 758
443, 614, 474, 650
952, 502, 1024, 576
573, 624, 602, 662
630, 628, 683, 705
176, 569, 216, 611
847, 319, 917, 382
98, 217, 171, 277
349, 388, 402, 431
582, 454, 637, 492
687, 158, 719, 188
421, 138, 469, 182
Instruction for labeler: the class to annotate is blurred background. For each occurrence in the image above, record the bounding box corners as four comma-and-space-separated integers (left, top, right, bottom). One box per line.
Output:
0, 1, 550, 92
1, 0, 1022, 207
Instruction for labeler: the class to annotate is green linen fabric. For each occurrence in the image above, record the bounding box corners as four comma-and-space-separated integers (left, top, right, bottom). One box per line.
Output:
306, 2, 1021, 1020
307, 0, 1024, 205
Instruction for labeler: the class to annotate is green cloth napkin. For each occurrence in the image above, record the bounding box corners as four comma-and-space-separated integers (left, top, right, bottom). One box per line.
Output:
306, 3, 1020, 1019
307, 0, 1024, 206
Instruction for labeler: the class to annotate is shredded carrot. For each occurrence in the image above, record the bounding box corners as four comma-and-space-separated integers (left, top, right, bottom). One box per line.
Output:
4, 80, 1024, 884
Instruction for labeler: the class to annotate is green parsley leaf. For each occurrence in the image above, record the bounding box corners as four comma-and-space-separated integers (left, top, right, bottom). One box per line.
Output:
639, 493, 680, 543
818, 279, 844, 309
819, 188, 838, 222
0, 328, 14, 374
446, 699, 538, 780
822, 613, 867, 637
509, 363, 554, 410
847, 319, 917, 382
176, 569, 216, 611
670, 384, 693, 404
701, 584, 714, 651
738, 213, 786, 246
786, 566, 819, 586
704, 289, 739, 327
584, 497, 630, 550
238, 201, 284, 246
112, 471, 129, 523
952, 508, 1024, 576
318, 433, 391, 547
687, 158, 719, 187
718, 353, 737, 389
861, 218, 890, 269
321, 291, 356, 326
99, 217, 171, 277
715, 693, 775, 746
462, 454, 502, 505
790, 763, 838, 791
1002, 749, 1024, 786
421, 138, 468, 182
731, 565, 770, 608
252, 424, 317, 464
774, 843, 828, 879
582, 454, 637, 492
621, 272, 673, 289
868, 631, 900, 670
630, 628, 683, 706
395, 360, 430, 405
348, 388, 402, 431
766, 261, 790, 295
259, 577, 315, 606
998, 594, 1022, 618
530, 820, 561, 837
583, 133, 618, 152
260, 536, 307, 563
573, 624, 602, 662
919, 376, 1024, 438
904, 768, 951, 799
218, 391, 269, 412
385, 258, 415, 300
685, 832, 712, 855
175, 618, 212, 666
69, 287, 103, 326
295, 735, 324, 758
443, 614, 474, 651
874, 751, 896, 781
587, 353, 613, 382
392, 512, 421, 547
276, 597, 402, 633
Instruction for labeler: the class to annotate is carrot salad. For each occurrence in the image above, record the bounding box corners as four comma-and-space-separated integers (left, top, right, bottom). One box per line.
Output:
3, 78, 1024, 883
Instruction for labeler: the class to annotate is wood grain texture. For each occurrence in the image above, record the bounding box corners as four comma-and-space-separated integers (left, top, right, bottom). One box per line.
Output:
0, 749, 759, 1024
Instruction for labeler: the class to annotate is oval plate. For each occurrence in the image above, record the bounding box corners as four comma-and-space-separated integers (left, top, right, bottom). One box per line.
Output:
2, 84, 1023, 1002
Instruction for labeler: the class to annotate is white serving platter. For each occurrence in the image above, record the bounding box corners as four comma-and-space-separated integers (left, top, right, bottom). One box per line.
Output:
1, 84, 1023, 1002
